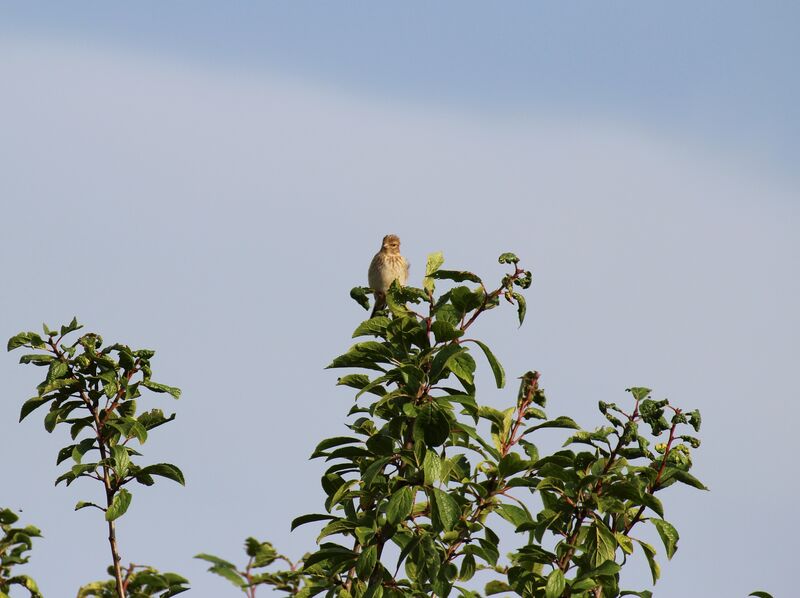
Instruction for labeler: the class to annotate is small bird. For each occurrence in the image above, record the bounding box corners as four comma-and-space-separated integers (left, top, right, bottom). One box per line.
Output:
368, 234, 409, 316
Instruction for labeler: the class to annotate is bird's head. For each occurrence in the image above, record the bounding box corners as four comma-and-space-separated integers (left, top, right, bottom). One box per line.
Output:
381, 234, 402, 254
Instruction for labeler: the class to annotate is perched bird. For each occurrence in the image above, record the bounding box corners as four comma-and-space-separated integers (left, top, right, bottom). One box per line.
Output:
368, 234, 409, 316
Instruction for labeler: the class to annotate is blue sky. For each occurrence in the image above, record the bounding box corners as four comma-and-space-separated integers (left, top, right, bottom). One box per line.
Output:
3, 2, 799, 176
1, 4, 797, 597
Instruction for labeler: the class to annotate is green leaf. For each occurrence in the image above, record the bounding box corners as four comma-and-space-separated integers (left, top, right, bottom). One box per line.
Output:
448, 351, 476, 387
429, 344, 465, 381
749, 592, 775, 598
423, 450, 442, 485
470, 340, 505, 388
635, 539, 660, 584
111, 446, 130, 479
414, 404, 451, 447
670, 469, 708, 490
311, 436, 361, 458
522, 416, 580, 436
431, 320, 464, 343
430, 270, 482, 284
386, 486, 414, 525
105, 489, 132, 521
197, 555, 245, 587
651, 519, 679, 559
18, 353, 55, 365
142, 380, 181, 399
352, 317, 392, 338
431, 488, 459, 531
586, 521, 617, 568
498, 252, 519, 264
627, 387, 652, 401
19, 396, 52, 422
0, 508, 19, 524
74, 501, 102, 512
495, 504, 530, 527
356, 544, 378, 578
350, 287, 371, 310
485, 581, 512, 596
137, 463, 185, 485
544, 569, 565, 598
290, 513, 337, 531
512, 292, 526, 326
423, 251, 445, 294
7, 332, 33, 351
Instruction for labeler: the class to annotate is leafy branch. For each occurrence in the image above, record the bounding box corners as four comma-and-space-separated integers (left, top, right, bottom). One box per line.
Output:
8, 319, 188, 598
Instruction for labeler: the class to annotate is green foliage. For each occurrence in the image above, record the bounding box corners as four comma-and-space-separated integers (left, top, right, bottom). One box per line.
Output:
0, 508, 42, 597
77, 564, 189, 597
195, 540, 302, 597
9, 319, 188, 596
248, 252, 708, 597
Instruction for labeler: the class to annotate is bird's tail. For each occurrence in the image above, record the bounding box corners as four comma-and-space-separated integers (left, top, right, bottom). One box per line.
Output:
371, 291, 386, 318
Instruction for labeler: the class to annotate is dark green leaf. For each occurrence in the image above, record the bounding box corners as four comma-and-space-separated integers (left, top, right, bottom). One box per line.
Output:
137, 463, 185, 485
311, 437, 361, 458
350, 287, 371, 310
19, 396, 52, 422
290, 513, 337, 531
414, 404, 451, 447
430, 270, 482, 284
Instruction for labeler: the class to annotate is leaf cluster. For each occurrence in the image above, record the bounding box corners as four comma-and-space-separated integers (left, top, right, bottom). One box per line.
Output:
77, 564, 189, 598
196, 539, 302, 596
0, 508, 42, 598
8, 319, 185, 521
256, 253, 707, 598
